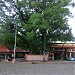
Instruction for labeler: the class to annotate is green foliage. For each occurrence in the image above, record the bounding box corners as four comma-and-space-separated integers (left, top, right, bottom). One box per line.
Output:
29, 13, 49, 30
0, 0, 74, 53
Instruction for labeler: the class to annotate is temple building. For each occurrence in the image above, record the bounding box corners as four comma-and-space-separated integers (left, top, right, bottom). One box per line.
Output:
0, 45, 29, 61
0, 45, 12, 60
49, 42, 75, 60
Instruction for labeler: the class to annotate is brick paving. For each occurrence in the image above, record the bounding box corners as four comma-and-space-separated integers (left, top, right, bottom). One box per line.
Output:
0, 61, 75, 75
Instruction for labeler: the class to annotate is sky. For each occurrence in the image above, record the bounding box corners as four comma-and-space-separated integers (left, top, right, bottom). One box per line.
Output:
68, 0, 75, 37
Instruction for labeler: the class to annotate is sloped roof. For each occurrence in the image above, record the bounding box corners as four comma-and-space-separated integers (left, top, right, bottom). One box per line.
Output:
15, 48, 23, 52
0, 45, 10, 52
12, 47, 29, 53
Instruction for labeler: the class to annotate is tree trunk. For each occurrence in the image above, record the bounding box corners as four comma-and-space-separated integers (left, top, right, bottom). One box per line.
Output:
44, 33, 46, 52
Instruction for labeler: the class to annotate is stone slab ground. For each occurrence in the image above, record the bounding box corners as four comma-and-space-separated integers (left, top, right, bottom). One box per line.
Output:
0, 61, 75, 75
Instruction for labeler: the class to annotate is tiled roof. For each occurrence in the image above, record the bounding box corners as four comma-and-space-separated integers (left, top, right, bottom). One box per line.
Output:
15, 48, 23, 52
50, 44, 75, 48
0, 45, 10, 52
12, 48, 28, 53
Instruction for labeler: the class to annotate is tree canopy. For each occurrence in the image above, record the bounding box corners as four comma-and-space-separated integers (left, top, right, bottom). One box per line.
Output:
0, 0, 75, 53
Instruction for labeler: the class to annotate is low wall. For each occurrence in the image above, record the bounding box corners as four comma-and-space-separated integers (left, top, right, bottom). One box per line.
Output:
25, 54, 49, 61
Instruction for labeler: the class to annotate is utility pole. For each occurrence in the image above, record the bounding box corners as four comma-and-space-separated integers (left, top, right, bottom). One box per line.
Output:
12, 24, 17, 63
12, 0, 17, 63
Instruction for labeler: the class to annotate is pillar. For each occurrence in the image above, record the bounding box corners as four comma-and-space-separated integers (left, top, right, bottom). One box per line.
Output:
52, 54, 54, 60
5, 54, 7, 60
70, 49, 72, 59
25, 54, 27, 62
70, 52, 72, 58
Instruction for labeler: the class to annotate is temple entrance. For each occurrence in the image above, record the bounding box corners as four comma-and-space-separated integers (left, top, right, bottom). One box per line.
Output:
49, 52, 54, 60
54, 51, 64, 60
54, 52, 60, 60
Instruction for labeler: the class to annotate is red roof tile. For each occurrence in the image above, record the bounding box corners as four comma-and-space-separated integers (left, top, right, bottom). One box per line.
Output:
15, 48, 23, 52
0, 45, 10, 52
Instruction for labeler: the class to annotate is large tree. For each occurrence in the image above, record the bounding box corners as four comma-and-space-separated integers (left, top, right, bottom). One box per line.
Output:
16, 0, 74, 51
0, 0, 74, 53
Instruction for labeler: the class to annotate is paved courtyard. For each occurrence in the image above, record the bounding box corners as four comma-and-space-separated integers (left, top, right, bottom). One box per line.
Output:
0, 61, 75, 75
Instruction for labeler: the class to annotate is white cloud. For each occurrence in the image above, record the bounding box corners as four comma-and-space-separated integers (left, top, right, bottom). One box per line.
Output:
68, 0, 75, 37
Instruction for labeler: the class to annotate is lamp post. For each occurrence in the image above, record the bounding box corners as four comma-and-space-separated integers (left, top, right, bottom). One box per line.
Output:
12, 0, 18, 63
12, 23, 17, 63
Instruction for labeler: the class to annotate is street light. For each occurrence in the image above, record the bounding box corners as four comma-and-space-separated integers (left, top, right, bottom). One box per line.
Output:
12, 0, 17, 63
12, 23, 17, 63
